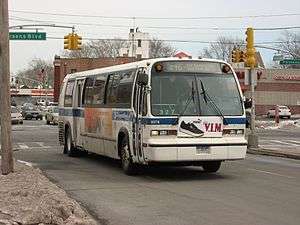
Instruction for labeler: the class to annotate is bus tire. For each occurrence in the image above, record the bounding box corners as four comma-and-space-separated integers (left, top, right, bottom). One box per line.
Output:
202, 161, 221, 173
65, 128, 77, 157
120, 136, 138, 175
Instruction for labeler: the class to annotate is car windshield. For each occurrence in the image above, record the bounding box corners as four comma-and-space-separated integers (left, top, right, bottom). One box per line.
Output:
151, 73, 243, 116
11, 107, 18, 113
279, 106, 288, 109
53, 107, 59, 113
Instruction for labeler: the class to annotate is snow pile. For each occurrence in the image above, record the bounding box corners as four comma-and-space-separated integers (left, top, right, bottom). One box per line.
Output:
0, 162, 97, 225
256, 120, 300, 130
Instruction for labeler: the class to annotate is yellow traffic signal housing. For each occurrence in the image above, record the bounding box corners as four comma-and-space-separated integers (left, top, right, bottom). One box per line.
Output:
231, 49, 241, 63
64, 33, 82, 50
240, 50, 246, 62
245, 27, 256, 68
74, 34, 82, 50
64, 34, 71, 50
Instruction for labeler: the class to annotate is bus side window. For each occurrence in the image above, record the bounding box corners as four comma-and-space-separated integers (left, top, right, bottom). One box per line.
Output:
83, 77, 94, 106
64, 80, 75, 107
116, 70, 135, 108
93, 75, 106, 105
106, 73, 120, 105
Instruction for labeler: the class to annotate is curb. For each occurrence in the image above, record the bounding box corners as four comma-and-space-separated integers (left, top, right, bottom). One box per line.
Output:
247, 148, 300, 160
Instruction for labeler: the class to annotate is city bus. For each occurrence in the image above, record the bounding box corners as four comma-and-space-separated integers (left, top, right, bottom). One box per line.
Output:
58, 58, 247, 175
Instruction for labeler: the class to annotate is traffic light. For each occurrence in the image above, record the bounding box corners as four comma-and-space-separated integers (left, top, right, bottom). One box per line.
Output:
64, 34, 70, 50
73, 34, 82, 50
245, 27, 256, 68
64, 33, 82, 50
240, 50, 246, 63
231, 48, 241, 63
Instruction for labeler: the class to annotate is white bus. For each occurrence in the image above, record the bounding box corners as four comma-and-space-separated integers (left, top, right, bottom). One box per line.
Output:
58, 58, 247, 175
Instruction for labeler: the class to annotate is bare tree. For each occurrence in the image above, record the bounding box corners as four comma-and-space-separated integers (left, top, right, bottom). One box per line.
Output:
201, 36, 244, 62
63, 39, 128, 58
149, 39, 177, 58
276, 31, 300, 69
16, 59, 54, 88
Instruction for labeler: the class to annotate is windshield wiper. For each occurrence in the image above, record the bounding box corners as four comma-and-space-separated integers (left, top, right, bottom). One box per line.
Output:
179, 81, 196, 116
199, 80, 227, 124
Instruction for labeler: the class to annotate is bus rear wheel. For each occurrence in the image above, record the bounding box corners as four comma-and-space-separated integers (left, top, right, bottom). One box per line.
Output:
202, 161, 221, 173
65, 128, 77, 157
120, 137, 138, 175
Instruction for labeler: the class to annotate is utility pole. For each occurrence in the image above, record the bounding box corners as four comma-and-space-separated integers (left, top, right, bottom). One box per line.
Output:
0, 0, 14, 174
245, 27, 258, 148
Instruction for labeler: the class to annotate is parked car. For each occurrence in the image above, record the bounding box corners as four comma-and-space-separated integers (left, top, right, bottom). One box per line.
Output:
21, 106, 43, 120
45, 106, 59, 125
267, 105, 292, 119
11, 106, 23, 124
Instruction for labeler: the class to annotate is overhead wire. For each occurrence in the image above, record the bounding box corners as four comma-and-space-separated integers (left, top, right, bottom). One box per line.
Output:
9, 9, 300, 20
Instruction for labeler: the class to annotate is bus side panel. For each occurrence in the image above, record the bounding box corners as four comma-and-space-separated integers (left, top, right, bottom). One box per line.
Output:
111, 109, 134, 160
83, 107, 113, 156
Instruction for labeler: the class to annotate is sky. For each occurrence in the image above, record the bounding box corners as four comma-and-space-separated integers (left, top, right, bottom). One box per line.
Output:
8, 0, 300, 74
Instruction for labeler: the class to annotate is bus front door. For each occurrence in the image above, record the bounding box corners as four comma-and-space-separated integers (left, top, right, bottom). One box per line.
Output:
133, 84, 146, 163
73, 79, 85, 147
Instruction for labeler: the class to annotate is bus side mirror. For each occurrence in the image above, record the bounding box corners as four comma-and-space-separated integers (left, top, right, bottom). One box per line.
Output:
137, 72, 148, 86
244, 98, 252, 109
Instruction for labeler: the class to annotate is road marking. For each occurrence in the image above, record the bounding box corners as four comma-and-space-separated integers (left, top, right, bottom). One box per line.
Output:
285, 140, 300, 145
248, 168, 295, 179
18, 143, 30, 149
270, 140, 299, 146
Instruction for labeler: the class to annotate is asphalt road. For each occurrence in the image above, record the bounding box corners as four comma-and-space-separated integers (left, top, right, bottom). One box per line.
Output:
10, 120, 300, 225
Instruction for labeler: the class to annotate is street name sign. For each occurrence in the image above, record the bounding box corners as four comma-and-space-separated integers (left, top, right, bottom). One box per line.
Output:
9, 32, 46, 40
272, 55, 283, 61
279, 59, 300, 65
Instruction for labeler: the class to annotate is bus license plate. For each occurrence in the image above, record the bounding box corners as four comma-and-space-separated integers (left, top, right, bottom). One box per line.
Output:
196, 146, 210, 154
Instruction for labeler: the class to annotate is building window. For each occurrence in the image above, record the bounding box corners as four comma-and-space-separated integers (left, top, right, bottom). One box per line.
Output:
70, 68, 77, 73
137, 39, 142, 47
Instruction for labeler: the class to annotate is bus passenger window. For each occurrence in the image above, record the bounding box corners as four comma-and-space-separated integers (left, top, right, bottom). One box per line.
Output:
83, 77, 94, 106
64, 80, 75, 107
106, 73, 120, 105
93, 75, 106, 105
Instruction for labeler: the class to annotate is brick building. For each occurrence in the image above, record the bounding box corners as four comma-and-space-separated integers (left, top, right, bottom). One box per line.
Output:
53, 56, 136, 102
237, 68, 300, 115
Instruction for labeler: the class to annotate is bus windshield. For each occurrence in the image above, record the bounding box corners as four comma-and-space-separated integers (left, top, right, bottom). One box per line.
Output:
151, 73, 243, 116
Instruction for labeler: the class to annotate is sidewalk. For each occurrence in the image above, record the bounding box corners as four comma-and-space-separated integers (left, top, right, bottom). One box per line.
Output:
247, 147, 300, 160
0, 159, 98, 225
246, 119, 300, 160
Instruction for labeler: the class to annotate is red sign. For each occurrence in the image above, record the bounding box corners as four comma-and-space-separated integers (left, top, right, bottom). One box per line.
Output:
274, 75, 300, 81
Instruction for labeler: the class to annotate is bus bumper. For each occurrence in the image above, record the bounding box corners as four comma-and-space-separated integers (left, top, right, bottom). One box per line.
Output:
143, 144, 247, 162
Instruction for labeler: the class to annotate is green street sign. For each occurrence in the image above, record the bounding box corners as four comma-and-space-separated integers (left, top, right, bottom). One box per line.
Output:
9, 32, 46, 40
279, 59, 300, 65
273, 55, 283, 61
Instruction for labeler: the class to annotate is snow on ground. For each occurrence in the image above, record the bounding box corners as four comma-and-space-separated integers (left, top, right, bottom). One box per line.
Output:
0, 161, 98, 225
256, 119, 300, 130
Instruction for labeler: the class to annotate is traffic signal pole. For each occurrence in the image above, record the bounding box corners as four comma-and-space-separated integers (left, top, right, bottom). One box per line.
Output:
0, 0, 14, 174
246, 28, 258, 148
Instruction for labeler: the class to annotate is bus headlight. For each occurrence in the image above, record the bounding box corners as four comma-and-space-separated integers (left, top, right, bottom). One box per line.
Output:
151, 130, 177, 136
223, 129, 244, 136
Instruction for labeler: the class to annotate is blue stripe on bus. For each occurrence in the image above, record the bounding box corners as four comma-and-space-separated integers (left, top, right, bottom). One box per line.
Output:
112, 111, 134, 121
59, 108, 84, 117
59, 107, 246, 125
141, 117, 246, 125
223, 117, 246, 125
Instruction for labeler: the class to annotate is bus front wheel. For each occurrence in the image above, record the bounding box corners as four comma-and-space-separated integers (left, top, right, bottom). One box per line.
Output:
202, 161, 221, 173
120, 137, 138, 175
